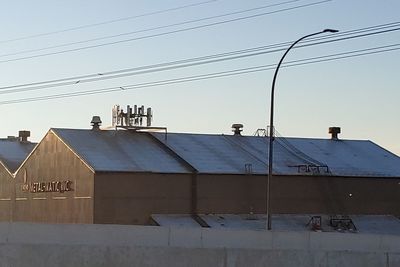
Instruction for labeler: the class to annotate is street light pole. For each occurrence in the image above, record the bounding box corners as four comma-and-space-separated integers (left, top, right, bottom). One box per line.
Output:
266, 29, 338, 230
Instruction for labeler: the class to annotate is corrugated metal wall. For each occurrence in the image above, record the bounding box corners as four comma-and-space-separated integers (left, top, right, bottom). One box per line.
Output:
13, 131, 94, 223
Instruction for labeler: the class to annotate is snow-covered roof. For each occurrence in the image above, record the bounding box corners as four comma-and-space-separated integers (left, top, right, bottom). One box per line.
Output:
50, 128, 400, 177
52, 128, 191, 173
0, 139, 36, 173
152, 133, 268, 175
153, 133, 400, 177
278, 137, 400, 177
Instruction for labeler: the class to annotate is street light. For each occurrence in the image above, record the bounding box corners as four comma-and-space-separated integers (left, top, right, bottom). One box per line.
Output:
266, 29, 339, 230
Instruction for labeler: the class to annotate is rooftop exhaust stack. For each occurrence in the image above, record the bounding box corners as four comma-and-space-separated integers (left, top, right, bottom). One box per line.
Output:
329, 127, 341, 140
232, 124, 243, 136
18, 130, 30, 142
91, 116, 102, 130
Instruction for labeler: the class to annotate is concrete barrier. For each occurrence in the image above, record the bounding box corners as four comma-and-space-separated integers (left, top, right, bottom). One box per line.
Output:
0, 222, 399, 267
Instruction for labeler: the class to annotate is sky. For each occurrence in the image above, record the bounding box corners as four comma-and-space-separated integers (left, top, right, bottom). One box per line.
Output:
0, 0, 399, 156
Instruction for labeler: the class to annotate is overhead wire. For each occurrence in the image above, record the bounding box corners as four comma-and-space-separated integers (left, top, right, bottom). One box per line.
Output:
0, 21, 399, 94
0, 42, 398, 105
0, 0, 301, 58
0, 0, 219, 44
0, 0, 331, 64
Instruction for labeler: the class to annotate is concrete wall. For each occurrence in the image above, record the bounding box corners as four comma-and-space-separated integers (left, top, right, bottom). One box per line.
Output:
0, 222, 399, 267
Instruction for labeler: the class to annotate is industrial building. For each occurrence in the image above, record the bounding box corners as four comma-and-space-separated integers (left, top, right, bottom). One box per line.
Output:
0, 131, 36, 221
1, 120, 398, 225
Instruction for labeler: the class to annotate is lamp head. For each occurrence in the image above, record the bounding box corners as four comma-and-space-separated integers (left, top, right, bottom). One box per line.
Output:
323, 29, 339, 33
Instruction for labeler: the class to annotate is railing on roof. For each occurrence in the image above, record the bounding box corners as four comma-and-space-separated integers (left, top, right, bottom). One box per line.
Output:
253, 128, 331, 175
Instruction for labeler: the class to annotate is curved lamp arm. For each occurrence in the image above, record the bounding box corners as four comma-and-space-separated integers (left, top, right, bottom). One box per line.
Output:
266, 29, 339, 230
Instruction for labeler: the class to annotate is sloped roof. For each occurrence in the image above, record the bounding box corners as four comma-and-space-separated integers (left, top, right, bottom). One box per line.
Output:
153, 133, 268, 175
52, 128, 191, 173
0, 139, 37, 173
50, 128, 400, 177
152, 133, 400, 177
276, 137, 400, 177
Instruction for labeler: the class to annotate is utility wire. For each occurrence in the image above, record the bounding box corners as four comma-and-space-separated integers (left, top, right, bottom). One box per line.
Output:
0, 23, 399, 94
0, 0, 331, 64
2, 21, 398, 91
0, 0, 218, 44
0, 42, 398, 105
0, 0, 301, 58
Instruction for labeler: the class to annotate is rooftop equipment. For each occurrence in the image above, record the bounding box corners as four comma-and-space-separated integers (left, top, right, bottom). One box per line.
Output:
329, 127, 341, 140
112, 104, 152, 127
232, 124, 243, 135
18, 130, 30, 142
111, 105, 167, 136
91, 116, 102, 130
329, 215, 357, 232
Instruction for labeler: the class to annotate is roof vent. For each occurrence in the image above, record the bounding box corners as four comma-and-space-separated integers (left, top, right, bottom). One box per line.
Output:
329, 127, 341, 140
91, 116, 102, 130
19, 130, 30, 142
232, 124, 243, 136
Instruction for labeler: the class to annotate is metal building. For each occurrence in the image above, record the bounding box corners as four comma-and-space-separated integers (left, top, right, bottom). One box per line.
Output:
7, 126, 400, 225
0, 131, 36, 221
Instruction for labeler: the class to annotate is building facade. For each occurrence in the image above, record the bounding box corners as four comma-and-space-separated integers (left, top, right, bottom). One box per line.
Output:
0, 127, 399, 225
0, 132, 36, 221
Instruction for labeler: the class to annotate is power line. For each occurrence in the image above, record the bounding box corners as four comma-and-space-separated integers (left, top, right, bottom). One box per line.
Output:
0, 0, 219, 44
0, 0, 301, 58
1, 22, 399, 94
1, 42, 398, 105
0, 0, 331, 64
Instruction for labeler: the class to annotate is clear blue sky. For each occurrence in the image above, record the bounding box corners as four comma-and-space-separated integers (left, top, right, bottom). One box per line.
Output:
0, 0, 399, 156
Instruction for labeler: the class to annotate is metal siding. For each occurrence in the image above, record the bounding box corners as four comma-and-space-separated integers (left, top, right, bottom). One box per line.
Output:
94, 172, 192, 225
13, 131, 94, 224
